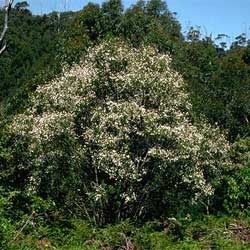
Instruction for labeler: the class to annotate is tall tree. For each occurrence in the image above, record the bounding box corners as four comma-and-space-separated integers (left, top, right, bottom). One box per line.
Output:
0, 0, 14, 55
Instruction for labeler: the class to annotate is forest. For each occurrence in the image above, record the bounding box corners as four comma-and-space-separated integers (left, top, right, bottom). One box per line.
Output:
0, 0, 249, 249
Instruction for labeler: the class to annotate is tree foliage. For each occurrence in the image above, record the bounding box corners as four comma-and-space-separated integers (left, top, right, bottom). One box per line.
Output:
8, 40, 230, 224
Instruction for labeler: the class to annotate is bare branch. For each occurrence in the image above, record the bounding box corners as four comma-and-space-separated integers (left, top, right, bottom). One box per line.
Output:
0, 0, 14, 55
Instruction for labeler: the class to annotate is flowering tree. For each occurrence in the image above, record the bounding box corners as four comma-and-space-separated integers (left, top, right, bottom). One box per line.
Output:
10, 40, 230, 224
0, 0, 14, 55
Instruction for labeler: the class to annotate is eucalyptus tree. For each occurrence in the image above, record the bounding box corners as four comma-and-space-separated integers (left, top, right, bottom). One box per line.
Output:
0, 0, 14, 55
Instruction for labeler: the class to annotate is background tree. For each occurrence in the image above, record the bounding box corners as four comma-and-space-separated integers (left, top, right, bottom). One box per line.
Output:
14, 1, 29, 11
0, 2, 75, 116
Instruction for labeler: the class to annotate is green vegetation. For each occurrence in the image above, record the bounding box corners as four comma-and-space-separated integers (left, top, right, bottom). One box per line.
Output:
0, 0, 249, 249
1, 214, 250, 249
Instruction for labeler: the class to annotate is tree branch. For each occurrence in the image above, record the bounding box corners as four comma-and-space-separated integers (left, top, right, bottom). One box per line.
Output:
0, 0, 14, 55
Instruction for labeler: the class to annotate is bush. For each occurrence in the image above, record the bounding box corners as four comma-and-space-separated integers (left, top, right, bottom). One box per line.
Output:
222, 138, 250, 214
0, 189, 16, 250
9, 40, 230, 224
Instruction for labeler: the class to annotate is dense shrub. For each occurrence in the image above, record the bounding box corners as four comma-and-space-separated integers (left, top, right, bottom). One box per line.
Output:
9, 40, 230, 224
222, 138, 250, 214
0, 197, 13, 249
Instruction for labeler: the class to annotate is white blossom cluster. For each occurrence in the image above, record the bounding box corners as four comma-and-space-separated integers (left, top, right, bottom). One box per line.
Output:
10, 40, 230, 206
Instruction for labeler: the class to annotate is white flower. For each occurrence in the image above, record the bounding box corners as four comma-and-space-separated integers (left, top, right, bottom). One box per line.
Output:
10, 40, 230, 204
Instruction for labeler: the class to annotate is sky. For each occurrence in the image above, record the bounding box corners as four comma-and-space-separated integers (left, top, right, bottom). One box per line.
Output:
9, 0, 250, 43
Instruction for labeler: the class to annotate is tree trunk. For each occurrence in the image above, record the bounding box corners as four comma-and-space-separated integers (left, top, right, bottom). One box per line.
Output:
0, 0, 14, 55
